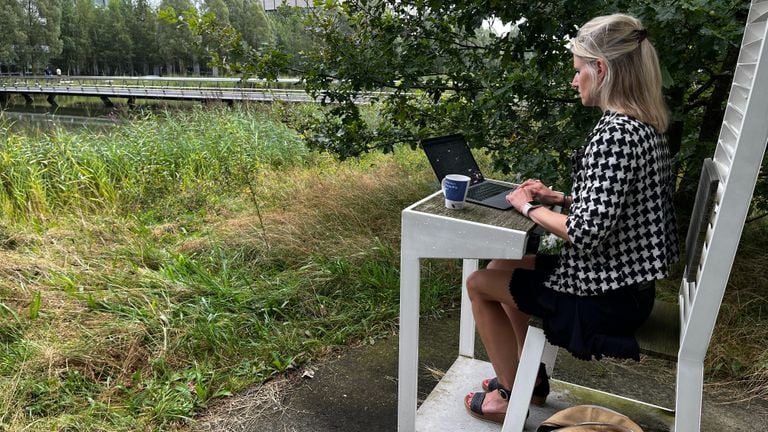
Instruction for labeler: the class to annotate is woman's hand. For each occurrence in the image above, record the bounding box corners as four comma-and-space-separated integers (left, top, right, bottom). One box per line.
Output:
517, 179, 563, 205
508, 179, 571, 241
506, 184, 535, 214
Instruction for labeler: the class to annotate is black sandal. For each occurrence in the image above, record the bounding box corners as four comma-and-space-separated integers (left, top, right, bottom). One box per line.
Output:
464, 387, 528, 424
481, 363, 550, 406
464, 392, 507, 424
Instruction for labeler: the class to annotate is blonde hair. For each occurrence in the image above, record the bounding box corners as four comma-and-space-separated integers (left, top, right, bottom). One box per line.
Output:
571, 14, 669, 132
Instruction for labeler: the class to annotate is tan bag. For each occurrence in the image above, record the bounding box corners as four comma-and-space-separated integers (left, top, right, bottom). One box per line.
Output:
537, 405, 644, 432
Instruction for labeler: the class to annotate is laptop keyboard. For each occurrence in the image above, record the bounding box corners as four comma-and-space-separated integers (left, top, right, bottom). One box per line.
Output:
467, 182, 512, 201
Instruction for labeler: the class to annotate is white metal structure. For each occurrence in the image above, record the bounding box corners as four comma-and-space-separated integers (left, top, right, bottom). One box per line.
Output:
504, 1, 768, 431
262, 0, 313, 11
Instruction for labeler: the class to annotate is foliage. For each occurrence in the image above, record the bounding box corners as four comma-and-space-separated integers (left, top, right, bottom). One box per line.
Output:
1, 0, 285, 76
178, 4, 296, 81
0, 108, 460, 430
269, 5, 321, 72
157, 0, 200, 75
16, 0, 64, 73
279, 0, 765, 214
0, 0, 26, 66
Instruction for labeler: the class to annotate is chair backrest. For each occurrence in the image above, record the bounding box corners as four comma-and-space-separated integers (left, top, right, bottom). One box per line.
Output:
679, 159, 720, 328
682, 160, 720, 284
678, 0, 768, 361
634, 159, 719, 362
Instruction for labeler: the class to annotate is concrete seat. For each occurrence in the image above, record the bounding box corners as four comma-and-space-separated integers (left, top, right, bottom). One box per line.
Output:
635, 300, 679, 361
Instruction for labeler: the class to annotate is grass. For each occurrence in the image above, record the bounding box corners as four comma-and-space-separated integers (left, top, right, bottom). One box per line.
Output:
704, 220, 768, 397
0, 106, 463, 430
1, 105, 767, 430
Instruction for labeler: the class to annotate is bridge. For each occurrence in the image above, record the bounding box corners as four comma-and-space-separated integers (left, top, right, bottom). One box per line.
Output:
0, 75, 378, 108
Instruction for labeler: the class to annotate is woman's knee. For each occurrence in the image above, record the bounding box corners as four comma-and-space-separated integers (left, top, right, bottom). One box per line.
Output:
466, 269, 512, 302
465, 270, 486, 301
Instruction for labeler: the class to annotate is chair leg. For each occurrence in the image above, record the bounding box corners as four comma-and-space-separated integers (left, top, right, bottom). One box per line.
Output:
541, 340, 558, 376
674, 357, 704, 432
501, 326, 547, 432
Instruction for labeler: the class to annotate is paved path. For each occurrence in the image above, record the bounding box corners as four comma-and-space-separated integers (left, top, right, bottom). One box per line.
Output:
193, 310, 768, 431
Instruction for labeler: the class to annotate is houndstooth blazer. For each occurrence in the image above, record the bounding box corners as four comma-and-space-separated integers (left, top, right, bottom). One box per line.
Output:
545, 111, 679, 296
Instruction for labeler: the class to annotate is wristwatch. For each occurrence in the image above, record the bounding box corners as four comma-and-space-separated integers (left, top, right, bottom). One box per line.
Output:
522, 200, 543, 218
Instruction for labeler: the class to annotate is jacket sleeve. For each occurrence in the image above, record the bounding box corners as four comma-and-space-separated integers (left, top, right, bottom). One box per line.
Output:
566, 123, 641, 253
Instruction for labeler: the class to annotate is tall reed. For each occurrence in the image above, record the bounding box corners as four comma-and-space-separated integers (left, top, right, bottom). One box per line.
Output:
0, 108, 311, 222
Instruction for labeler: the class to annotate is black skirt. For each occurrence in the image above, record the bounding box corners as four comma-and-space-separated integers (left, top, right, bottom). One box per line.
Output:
509, 254, 655, 361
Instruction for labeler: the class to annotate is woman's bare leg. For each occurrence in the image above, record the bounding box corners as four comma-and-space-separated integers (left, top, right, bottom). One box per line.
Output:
465, 259, 532, 415
486, 257, 536, 356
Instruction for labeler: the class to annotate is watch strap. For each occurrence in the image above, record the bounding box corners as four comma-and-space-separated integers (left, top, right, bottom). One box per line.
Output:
522, 202, 542, 218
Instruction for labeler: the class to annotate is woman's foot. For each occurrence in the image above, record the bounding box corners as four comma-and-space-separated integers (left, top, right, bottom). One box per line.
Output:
481, 363, 550, 406
464, 389, 508, 424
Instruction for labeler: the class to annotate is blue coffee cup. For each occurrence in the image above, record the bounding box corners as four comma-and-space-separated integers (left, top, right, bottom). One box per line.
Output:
442, 174, 471, 209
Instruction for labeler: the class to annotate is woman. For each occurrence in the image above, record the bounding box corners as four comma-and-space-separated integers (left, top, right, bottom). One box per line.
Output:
464, 13, 679, 424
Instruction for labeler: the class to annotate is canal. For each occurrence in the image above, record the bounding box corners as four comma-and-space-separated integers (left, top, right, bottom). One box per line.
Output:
0, 94, 212, 132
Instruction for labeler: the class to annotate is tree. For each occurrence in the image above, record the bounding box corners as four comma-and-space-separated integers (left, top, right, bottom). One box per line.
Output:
289, 0, 760, 213
0, 0, 26, 72
19, 0, 63, 73
55, 0, 93, 74
269, 5, 318, 72
156, 0, 197, 75
201, 0, 231, 75
126, 0, 159, 75
224, 0, 273, 49
91, 0, 134, 74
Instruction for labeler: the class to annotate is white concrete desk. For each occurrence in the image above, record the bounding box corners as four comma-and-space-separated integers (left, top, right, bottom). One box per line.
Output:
397, 190, 537, 432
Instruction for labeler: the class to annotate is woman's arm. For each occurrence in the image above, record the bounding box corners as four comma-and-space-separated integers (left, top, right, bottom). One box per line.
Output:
527, 207, 569, 240
506, 183, 570, 241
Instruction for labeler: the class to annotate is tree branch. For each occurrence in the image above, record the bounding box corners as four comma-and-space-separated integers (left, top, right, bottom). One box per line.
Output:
747, 212, 768, 224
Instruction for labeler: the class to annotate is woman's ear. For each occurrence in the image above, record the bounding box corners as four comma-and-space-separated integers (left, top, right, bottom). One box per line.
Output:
595, 59, 606, 80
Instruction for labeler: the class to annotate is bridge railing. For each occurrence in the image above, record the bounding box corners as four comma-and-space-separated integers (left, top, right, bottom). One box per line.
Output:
0, 75, 303, 90
0, 75, 395, 104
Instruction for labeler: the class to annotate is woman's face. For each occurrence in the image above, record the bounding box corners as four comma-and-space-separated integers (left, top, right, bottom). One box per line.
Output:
571, 55, 598, 107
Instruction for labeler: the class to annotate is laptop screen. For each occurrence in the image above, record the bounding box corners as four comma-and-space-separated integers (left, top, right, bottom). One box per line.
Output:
421, 134, 485, 185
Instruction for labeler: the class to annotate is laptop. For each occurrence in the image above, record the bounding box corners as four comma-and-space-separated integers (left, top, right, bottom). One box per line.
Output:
421, 134, 516, 210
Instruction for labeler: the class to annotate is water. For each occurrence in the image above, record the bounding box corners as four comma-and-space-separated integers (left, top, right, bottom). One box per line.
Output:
1, 109, 119, 133
0, 94, 201, 133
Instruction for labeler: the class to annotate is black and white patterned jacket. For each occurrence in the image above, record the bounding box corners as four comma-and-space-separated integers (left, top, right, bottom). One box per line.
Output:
546, 111, 679, 296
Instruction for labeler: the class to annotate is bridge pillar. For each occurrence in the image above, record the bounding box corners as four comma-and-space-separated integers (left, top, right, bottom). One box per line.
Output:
127, 97, 136, 109
46, 94, 58, 108
0, 94, 8, 108
22, 93, 34, 105
100, 96, 114, 108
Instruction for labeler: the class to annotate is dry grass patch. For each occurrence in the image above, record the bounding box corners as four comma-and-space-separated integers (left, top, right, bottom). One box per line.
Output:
704, 221, 768, 400
210, 157, 433, 269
